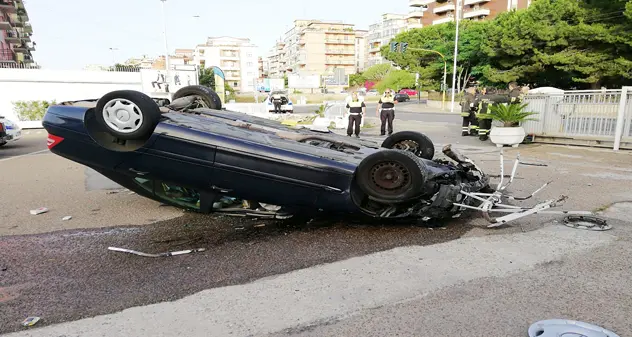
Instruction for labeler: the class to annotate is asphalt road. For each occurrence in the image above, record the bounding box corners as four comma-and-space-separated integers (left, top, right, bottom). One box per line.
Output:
0, 130, 48, 160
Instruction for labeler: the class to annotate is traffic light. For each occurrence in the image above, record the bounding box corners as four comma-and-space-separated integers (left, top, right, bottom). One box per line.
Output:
401, 42, 408, 52
390, 41, 399, 52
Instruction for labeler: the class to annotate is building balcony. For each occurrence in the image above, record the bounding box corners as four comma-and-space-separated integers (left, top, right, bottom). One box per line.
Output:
8, 13, 22, 26
220, 54, 239, 60
0, 16, 11, 30
326, 49, 354, 55
12, 41, 34, 52
433, 16, 455, 25
0, 0, 16, 13
407, 10, 424, 18
325, 58, 354, 65
22, 22, 31, 33
409, 0, 434, 6
225, 73, 240, 80
464, 0, 490, 5
221, 64, 240, 70
408, 22, 424, 29
325, 38, 354, 45
463, 8, 491, 18
16, 8, 27, 21
4, 30, 20, 43
433, 3, 455, 13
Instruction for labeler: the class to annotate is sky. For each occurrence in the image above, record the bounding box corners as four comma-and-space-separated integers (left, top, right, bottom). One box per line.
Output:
25, 0, 410, 70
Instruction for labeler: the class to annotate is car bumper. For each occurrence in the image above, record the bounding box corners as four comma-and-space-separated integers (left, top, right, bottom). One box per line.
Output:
1, 130, 21, 143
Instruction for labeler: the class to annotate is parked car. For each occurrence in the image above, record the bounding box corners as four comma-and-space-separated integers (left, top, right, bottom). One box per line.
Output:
399, 88, 418, 96
366, 89, 379, 96
395, 93, 411, 102
0, 115, 22, 147
42, 85, 492, 222
264, 91, 293, 113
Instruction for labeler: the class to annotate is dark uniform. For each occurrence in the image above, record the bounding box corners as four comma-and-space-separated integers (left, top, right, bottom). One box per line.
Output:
346, 99, 365, 137
378, 92, 396, 136
459, 89, 479, 136
271, 93, 283, 114
476, 84, 527, 140
476, 92, 493, 141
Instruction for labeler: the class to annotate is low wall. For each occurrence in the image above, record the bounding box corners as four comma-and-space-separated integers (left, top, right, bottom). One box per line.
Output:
0, 68, 143, 127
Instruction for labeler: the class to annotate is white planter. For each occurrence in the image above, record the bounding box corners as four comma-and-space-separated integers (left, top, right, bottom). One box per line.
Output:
489, 126, 526, 148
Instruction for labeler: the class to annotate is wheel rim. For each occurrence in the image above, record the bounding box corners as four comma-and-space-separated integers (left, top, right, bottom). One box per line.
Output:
369, 161, 412, 195
102, 98, 144, 133
393, 140, 421, 155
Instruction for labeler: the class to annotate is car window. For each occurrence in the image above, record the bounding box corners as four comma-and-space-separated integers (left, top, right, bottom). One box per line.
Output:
133, 177, 200, 210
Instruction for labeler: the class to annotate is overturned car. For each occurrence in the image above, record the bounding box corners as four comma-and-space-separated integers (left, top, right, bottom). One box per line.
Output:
42, 85, 599, 228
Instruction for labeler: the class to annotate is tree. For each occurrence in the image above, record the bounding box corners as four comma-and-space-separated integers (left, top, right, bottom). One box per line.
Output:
349, 73, 366, 87
376, 70, 415, 92
362, 63, 392, 81
382, 20, 488, 92
198, 66, 216, 88
481, 0, 632, 89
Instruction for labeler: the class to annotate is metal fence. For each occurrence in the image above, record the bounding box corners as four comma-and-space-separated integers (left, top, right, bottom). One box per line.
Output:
522, 88, 632, 150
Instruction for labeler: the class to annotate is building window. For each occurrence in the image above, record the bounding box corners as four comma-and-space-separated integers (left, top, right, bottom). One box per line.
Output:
247, 62, 253, 67
233, 82, 238, 87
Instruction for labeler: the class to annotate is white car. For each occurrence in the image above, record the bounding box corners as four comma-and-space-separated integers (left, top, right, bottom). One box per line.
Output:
265, 91, 294, 113
0, 116, 22, 147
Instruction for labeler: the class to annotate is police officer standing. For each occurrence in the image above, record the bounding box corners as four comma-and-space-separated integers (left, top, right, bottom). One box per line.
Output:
271, 92, 283, 114
459, 87, 478, 136
476, 87, 493, 141
346, 92, 366, 138
376, 88, 397, 136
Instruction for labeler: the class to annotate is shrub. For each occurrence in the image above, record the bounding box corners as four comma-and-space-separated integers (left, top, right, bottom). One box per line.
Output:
13, 100, 57, 121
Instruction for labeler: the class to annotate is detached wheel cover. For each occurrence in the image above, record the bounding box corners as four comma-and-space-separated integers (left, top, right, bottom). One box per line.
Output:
101, 98, 144, 134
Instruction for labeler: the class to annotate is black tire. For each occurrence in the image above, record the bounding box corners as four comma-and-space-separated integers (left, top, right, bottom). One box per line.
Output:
95, 90, 161, 141
172, 85, 222, 110
381, 131, 435, 160
356, 149, 427, 203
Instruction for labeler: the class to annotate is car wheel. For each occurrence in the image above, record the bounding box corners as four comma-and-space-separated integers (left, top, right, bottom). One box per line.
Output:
0, 142, 6, 147
172, 85, 222, 110
95, 90, 162, 140
356, 149, 427, 203
381, 131, 435, 160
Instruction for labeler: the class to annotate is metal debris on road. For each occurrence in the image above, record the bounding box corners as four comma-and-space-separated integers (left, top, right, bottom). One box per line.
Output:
254, 224, 266, 228
563, 215, 611, 231
107, 246, 206, 258
528, 319, 619, 337
520, 162, 548, 167
29, 207, 48, 215
61, 216, 72, 221
21, 317, 40, 327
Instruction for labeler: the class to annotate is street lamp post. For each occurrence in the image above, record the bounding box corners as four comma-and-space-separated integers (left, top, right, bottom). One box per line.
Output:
160, 0, 170, 82
450, 0, 462, 113
109, 47, 118, 65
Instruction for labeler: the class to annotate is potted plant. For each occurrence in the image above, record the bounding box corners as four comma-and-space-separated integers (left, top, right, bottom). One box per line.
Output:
479, 103, 538, 147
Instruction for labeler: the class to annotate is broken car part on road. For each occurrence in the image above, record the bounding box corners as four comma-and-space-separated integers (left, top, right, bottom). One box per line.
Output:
42, 85, 603, 229
528, 319, 620, 337
108, 246, 206, 258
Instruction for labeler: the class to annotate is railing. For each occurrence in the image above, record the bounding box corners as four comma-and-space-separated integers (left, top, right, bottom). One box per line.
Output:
522, 88, 632, 150
0, 63, 41, 69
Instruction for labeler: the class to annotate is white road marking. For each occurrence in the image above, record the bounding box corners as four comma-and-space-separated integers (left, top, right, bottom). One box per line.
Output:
0, 149, 50, 163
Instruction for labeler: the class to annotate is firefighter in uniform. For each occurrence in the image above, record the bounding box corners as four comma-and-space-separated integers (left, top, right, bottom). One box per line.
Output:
459, 87, 479, 136
271, 92, 283, 114
476, 87, 493, 141
377, 88, 397, 136
346, 92, 366, 138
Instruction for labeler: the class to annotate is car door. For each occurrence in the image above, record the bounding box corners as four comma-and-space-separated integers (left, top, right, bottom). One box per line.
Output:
115, 124, 216, 191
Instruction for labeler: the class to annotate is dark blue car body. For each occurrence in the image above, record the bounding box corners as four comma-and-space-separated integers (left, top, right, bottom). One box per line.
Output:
42, 102, 388, 215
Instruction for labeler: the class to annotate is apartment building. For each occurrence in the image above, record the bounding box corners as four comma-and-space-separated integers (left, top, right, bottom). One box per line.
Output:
258, 56, 269, 78
367, 13, 408, 67
420, 0, 530, 26
407, 0, 428, 29
354, 30, 368, 73
267, 20, 362, 82
193, 36, 259, 93
0, 0, 35, 67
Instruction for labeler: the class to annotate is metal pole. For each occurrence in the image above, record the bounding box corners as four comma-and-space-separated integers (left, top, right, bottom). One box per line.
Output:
450, 0, 462, 113
443, 60, 447, 110
613, 86, 630, 151
109, 48, 118, 65
160, 0, 170, 82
